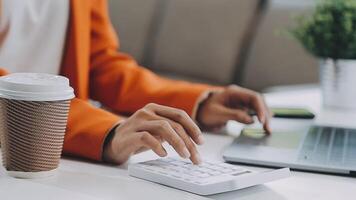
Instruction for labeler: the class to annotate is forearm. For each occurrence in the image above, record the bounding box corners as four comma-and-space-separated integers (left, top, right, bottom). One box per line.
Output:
89, 56, 216, 117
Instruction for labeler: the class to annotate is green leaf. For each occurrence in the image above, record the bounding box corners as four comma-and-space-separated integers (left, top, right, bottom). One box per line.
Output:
288, 0, 356, 59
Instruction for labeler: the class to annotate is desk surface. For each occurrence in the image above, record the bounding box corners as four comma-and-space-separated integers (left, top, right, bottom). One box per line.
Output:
1, 87, 355, 200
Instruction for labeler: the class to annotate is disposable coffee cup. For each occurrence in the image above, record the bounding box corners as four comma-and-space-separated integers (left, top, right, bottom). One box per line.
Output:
0, 73, 74, 178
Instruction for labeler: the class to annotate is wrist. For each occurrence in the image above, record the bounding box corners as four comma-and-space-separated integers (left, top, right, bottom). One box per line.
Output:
196, 92, 215, 130
102, 123, 121, 163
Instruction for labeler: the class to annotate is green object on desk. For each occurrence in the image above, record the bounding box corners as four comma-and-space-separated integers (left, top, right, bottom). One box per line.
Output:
270, 107, 315, 119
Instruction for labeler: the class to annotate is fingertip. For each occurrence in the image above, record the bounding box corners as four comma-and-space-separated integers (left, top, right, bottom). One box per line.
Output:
192, 153, 202, 165
264, 124, 272, 135
158, 148, 168, 157
162, 149, 168, 157
195, 159, 202, 165
196, 135, 205, 145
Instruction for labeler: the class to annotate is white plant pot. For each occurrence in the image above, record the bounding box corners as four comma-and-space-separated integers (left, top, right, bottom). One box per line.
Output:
320, 59, 356, 110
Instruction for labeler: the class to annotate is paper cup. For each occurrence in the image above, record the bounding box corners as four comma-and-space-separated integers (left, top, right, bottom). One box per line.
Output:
0, 73, 74, 178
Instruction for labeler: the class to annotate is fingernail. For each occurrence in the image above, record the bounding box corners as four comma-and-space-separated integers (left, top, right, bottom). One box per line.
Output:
195, 153, 202, 165
197, 135, 205, 145
182, 148, 191, 158
162, 149, 168, 156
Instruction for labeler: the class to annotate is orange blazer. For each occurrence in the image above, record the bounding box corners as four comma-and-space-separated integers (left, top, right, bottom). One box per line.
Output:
57, 0, 211, 161
0, 0, 212, 161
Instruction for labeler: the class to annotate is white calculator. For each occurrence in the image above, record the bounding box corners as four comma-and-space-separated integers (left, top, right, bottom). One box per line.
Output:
128, 157, 291, 195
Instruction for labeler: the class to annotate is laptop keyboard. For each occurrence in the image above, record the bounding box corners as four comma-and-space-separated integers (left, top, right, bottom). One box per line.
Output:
298, 126, 356, 167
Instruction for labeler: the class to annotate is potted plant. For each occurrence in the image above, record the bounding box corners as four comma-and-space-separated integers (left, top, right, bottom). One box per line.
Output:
290, 0, 356, 110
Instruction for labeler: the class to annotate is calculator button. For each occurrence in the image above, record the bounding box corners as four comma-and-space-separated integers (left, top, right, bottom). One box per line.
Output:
209, 171, 222, 176
198, 168, 212, 173
198, 173, 210, 178
220, 168, 234, 173
218, 163, 234, 168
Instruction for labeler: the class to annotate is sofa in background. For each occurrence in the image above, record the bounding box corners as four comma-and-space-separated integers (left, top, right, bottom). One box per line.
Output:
108, 0, 319, 91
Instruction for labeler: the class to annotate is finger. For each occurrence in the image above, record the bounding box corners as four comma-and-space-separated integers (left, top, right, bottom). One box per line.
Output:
250, 96, 267, 123
214, 104, 254, 124
251, 95, 274, 135
241, 91, 267, 125
226, 86, 267, 124
262, 107, 272, 134
254, 94, 271, 134
107, 131, 154, 164
138, 131, 167, 157
263, 120, 272, 135
147, 103, 204, 145
262, 101, 272, 134
138, 120, 191, 159
166, 119, 202, 164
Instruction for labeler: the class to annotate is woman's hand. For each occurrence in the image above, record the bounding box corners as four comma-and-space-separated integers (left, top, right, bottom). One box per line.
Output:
103, 103, 204, 165
197, 85, 272, 133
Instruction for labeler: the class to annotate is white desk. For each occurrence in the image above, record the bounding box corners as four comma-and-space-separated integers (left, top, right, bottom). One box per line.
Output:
1, 88, 355, 200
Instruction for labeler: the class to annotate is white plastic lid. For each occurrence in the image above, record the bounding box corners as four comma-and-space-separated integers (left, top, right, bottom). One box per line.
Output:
0, 73, 75, 101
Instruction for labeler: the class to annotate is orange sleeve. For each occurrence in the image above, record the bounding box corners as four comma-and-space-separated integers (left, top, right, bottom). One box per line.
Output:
88, 0, 215, 117
63, 98, 120, 161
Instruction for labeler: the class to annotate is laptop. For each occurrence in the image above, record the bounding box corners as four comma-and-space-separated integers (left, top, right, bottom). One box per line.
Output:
223, 118, 356, 176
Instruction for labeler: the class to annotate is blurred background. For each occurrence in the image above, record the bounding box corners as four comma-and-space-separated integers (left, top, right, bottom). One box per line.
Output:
108, 0, 319, 92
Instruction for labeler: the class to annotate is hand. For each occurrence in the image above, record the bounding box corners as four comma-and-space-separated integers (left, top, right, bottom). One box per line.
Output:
197, 85, 272, 133
103, 103, 204, 165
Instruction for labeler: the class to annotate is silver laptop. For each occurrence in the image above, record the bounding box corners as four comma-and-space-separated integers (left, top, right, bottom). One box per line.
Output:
223, 120, 356, 176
